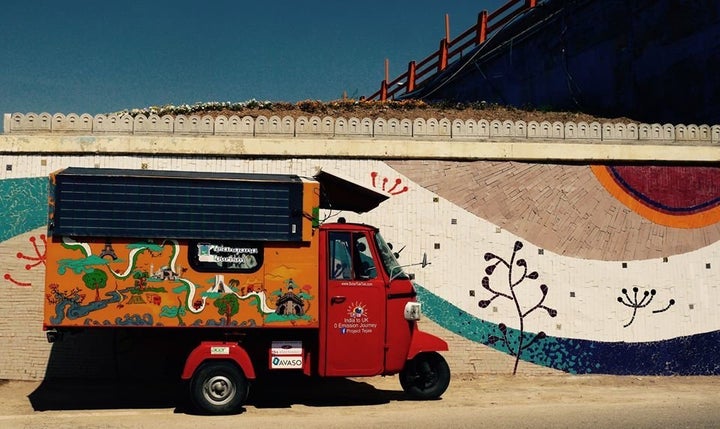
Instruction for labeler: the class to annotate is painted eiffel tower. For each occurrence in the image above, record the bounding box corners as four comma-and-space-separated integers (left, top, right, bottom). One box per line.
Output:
99, 242, 118, 260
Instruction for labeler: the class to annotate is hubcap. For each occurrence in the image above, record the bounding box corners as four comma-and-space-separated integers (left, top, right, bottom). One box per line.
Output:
203, 375, 236, 406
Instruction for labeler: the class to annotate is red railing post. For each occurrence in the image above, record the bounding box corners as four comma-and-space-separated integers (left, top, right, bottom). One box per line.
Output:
380, 59, 389, 101
407, 61, 416, 92
438, 39, 448, 72
367, 0, 537, 99
445, 13, 450, 42
476, 10, 488, 44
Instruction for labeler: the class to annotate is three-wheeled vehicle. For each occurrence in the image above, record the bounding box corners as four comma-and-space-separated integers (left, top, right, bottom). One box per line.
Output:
44, 167, 450, 414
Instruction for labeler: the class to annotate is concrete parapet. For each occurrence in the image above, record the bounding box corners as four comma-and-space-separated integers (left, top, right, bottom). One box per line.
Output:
5, 113, 720, 144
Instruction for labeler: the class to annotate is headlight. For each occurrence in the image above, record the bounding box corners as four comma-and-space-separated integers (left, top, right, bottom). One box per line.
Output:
404, 302, 422, 321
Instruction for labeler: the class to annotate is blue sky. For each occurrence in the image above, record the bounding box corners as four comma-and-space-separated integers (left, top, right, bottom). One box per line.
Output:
0, 0, 506, 129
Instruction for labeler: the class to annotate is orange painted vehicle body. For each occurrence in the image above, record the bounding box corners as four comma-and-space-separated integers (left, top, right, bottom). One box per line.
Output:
43, 167, 449, 414
44, 236, 320, 329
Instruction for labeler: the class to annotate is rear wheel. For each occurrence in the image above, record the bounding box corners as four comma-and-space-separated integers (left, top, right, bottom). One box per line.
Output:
190, 361, 248, 415
399, 352, 450, 400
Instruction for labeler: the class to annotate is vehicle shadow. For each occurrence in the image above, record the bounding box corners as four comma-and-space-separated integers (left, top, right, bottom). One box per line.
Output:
29, 328, 188, 412
28, 375, 407, 413
28, 329, 408, 413
247, 373, 408, 409
28, 378, 184, 412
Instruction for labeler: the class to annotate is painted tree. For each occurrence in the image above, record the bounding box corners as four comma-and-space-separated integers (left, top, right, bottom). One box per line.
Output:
478, 240, 557, 375
214, 294, 240, 325
160, 297, 188, 326
133, 270, 148, 290
82, 269, 108, 301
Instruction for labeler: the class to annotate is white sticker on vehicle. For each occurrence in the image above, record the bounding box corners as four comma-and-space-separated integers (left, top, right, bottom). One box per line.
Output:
210, 346, 230, 355
270, 340, 303, 369
271, 340, 303, 356
271, 356, 303, 369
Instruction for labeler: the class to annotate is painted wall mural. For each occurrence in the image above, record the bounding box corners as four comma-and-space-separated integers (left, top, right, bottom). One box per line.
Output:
387, 160, 720, 260
2, 157, 720, 379
384, 160, 720, 375
4, 234, 46, 287
478, 240, 557, 374
1, 177, 49, 288
0, 177, 47, 242
370, 171, 408, 196
592, 165, 720, 228
617, 286, 675, 328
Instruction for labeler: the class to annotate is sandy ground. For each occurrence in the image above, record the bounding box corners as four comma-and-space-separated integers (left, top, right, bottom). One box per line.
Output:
1, 374, 719, 428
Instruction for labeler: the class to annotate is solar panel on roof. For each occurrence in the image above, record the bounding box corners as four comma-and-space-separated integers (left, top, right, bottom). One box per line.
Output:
49, 168, 305, 241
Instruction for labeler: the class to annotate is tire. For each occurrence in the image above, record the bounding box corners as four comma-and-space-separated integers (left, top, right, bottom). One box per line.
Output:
190, 361, 248, 415
399, 352, 450, 400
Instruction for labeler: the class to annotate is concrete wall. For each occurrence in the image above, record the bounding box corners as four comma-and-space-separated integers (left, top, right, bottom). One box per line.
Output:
5, 112, 720, 143
2, 114, 720, 380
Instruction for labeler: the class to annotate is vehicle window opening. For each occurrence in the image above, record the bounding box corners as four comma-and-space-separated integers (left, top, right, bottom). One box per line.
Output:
374, 232, 408, 280
328, 232, 377, 280
353, 234, 377, 279
329, 232, 352, 279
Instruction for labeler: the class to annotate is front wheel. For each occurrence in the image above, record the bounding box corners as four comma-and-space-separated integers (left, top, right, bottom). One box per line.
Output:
399, 352, 450, 400
190, 361, 248, 415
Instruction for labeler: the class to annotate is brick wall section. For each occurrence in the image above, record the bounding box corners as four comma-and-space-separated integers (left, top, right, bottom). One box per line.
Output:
388, 160, 720, 260
0, 230, 51, 380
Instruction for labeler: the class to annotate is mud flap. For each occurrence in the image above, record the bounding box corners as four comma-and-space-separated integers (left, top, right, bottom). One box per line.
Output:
407, 329, 449, 360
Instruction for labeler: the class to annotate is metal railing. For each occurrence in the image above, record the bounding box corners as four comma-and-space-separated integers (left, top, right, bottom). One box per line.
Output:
365, 0, 538, 101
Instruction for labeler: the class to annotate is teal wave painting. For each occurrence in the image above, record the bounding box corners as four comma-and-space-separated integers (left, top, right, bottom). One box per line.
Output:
0, 177, 48, 242
414, 283, 720, 375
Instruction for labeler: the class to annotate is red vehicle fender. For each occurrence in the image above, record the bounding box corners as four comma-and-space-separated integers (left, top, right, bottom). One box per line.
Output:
181, 341, 256, 380
407, 330, 449, 360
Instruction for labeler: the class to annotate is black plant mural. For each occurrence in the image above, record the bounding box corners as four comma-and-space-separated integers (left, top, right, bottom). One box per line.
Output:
617, 286, 675, 328
478, 240, 557, 375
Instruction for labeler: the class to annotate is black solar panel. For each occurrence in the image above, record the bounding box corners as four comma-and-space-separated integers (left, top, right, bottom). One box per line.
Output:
49, 168, 305, 241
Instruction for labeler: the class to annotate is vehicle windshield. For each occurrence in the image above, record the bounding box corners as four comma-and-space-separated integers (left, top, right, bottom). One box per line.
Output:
374, 232, 408, 280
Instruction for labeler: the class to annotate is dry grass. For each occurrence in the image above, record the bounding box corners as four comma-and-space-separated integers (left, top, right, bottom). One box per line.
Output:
132, 99, 636, 124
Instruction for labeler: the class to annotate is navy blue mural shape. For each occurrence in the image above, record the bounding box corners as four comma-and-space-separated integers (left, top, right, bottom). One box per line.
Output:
417, 284, 720, 375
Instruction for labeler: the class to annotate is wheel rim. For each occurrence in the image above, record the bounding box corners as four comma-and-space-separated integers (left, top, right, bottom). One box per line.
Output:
416, 361, 438, 390
202, 374, 237, 406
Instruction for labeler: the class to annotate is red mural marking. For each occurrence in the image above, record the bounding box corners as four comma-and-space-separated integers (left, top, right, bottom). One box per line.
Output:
3, 234, 47, 287
370, 172, 408, 195
18, 234, 48, 269
4, 273, 32, 287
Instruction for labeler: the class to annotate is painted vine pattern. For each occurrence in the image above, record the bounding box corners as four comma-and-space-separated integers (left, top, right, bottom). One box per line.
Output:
478, 240, 557, 374
3, 234, 47, 287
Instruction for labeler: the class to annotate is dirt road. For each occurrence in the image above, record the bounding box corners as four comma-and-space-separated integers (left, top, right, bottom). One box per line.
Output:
1, 374, 719, 429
